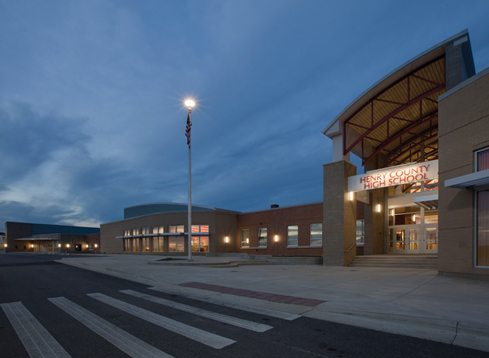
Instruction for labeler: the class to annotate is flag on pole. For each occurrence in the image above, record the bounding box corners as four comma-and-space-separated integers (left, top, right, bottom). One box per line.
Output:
185, 112, 192, 148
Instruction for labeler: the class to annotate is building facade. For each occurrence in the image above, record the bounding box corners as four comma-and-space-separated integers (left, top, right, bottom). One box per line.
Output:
98, 30, 488, 282
100, 202, 326, 258
5, 222, 100, 253
322, 30, 489, 280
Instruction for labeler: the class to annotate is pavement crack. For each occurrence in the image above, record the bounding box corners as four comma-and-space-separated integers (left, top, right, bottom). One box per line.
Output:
387, 275, 438, 302
451, 321, 459, 345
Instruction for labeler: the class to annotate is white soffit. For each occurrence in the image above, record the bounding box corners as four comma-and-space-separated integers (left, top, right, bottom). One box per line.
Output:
445, 169, 489, 189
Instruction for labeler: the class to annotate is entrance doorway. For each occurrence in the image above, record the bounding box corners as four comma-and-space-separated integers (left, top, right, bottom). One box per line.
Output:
388, 206, 438, 254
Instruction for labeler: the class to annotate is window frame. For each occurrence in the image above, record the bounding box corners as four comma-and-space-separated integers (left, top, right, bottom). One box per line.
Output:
258, 228, 267, 247
287, 225, 298, 247
310, 223, 322, 246
356, 219, 365, 246
474, 147, 489, 268
241, 229, 250, 248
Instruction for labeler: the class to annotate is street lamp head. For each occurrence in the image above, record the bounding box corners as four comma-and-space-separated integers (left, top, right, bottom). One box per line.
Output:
184, 99, 195, 109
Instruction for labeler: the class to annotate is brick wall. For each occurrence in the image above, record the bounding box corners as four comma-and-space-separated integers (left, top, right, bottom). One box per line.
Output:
236, 202, 323, 256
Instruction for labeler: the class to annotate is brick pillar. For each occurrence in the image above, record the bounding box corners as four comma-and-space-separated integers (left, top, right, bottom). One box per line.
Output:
323, 160, 357, 266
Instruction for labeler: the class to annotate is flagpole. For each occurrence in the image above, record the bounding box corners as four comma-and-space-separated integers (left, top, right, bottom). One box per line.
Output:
187, 107, 192, 261
184, 99, 195, 261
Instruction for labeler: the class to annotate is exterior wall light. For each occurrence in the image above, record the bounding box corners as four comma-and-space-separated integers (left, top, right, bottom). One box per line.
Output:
86, 244, 89, 248
31, 244, 34, 248
225, 237, 229, 243
4, 244, 7, 248
66, 244, 70, 248
58, 244, 61, 248
348, 192, 354, 201
274, 235, 279, 242
376, 204, 381, 213
390, 209, 395, 216
95, 244, 98, 248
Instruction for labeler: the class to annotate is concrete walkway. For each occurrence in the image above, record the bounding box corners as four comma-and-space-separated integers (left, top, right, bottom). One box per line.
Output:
58, 254, 489, 353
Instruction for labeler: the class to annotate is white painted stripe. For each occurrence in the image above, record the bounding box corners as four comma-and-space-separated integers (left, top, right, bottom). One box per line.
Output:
87, 293, 235, 349
121, 289, 273, 333
49, 297, 172, 358
148, 286, 301, 321
1, 301, 71, 358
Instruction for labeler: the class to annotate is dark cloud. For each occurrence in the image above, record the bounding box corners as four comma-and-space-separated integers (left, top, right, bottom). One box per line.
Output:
1, 1, 488, 228
0, 101, 89, 182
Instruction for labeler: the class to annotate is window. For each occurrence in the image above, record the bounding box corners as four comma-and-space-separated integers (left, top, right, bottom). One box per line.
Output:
287, 225, 298, 246
191, 225, 209, 252
169, 225, 184, 233
142, 227, 150, 235
476, 148, 489, 267
133, 238, 139, 252
477, 148, 489, 171
132, 228, 140, 236
142, 237, 150, 251
124, 239, 131, 251
356, 219, 364, 245
241, 229, 250, 247
169, 236, 184, 252
310, 223, 322, 246
258, 228, 267, 247
153, 226, 164, 234
477, 189, 489, 266
123, 230, 131, 237
152, 237, 164, 252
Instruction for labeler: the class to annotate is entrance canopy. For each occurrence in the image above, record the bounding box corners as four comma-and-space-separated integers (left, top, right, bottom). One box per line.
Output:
323, 30, 474, 169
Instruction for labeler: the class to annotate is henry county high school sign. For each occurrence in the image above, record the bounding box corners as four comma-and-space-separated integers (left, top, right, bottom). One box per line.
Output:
348, 160, 439, 193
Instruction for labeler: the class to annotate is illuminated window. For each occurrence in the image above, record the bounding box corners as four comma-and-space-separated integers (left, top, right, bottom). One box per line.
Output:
169, 236, 184, 252
241, 229, 249, 247
191, 225, 209, 252
169, 225, 184, 233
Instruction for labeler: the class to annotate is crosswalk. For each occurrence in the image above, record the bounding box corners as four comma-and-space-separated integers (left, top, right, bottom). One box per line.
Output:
1, 288, 299, 358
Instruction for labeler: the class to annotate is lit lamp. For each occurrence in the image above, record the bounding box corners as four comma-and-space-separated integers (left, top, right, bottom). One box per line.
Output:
31, 244, 34, 248
348, 192, 354, 201
225, 237, 229, 243
66, 244, 70, 248
95, 244, 98, 248
58, 244, 61, 248
185, 99, 195, 261
86, 244, 89, 248
376, 204, 381, 213
274, 235, 279, 242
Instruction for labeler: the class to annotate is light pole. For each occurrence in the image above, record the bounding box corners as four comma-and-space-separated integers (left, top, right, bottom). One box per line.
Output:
185, 99, 195, 261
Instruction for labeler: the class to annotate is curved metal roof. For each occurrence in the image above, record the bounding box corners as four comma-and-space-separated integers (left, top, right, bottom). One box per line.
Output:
323, 30, 472, 168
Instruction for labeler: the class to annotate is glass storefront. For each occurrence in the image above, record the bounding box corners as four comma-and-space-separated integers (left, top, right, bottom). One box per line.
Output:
388, 183, 438, 254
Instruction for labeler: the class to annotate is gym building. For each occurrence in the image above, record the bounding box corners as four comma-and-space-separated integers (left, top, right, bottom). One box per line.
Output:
4, 222, 100, 253
99, 30, 489, 280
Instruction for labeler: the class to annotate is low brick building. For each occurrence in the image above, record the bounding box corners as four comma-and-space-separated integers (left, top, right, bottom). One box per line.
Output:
4, 222, 100, 253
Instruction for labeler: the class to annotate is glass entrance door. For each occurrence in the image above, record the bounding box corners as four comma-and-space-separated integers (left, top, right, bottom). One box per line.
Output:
390, 227, 420, 253
424, 226, 438, 253
408, 228, 420, 253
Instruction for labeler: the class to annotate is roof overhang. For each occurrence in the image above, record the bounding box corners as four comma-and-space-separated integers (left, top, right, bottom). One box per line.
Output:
323, 30, 472, 168
444, 169, 489, 190
413, 194, 438, 210
15, 237, 58, 241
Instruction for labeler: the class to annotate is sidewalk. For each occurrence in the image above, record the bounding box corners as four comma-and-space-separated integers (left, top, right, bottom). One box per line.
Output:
59, 254, 489, 353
